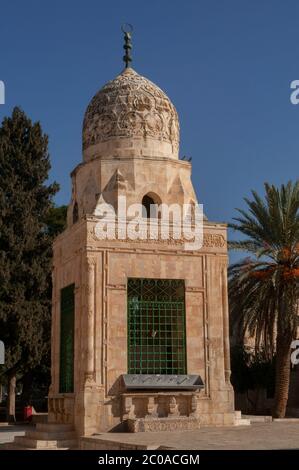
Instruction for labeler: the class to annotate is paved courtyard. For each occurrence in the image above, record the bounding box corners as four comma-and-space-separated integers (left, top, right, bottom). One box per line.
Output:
1, 421, 299, 449
85, 421, 299, 450
0, 424, 30, 445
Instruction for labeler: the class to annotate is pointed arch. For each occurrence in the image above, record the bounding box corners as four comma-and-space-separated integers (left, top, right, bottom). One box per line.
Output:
142, 192, 161, 218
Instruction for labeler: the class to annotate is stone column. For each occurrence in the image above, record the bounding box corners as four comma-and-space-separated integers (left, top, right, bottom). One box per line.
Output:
221, 265, 231, 384
85, 257, 96, 386
48, 263, 58, 424
81, 256, 99, 436
49, 266, 57, 396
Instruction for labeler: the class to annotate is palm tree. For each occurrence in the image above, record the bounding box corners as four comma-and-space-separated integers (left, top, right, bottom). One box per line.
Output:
229, 181, 299, 418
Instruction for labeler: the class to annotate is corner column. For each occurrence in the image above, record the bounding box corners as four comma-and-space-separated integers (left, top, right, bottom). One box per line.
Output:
85, 257, 96, 385
81, 256, 100, 435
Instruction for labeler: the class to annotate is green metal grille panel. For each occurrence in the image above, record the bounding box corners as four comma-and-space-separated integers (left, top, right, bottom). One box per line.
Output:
59, 284, 75, 393
127, 279, 186, 375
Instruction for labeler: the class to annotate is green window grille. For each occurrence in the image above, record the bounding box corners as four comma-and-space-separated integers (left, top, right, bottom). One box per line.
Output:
59, 284, 75, 393
127, 279, 187, 375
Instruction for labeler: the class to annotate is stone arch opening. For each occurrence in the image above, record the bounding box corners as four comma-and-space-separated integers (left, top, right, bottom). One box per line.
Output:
142, 193, 161, 219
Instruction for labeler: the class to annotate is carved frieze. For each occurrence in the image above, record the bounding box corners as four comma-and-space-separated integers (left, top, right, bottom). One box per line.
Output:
87, 224, 226, 250
83, 68, 179, 151
203, 233, 226, 248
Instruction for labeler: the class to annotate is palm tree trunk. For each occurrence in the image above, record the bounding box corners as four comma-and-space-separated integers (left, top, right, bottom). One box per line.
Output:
6, 372, 16, 423
272, 336, 291, 418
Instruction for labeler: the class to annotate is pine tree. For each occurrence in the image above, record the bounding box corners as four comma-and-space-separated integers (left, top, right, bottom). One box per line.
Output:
20, 205, 67, 406
0, 107, 59, 421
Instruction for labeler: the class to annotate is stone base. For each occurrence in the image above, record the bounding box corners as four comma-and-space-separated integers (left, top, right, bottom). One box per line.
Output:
3, 423, 78, 450
127, 416, 201, 432
234, 410, 251, 426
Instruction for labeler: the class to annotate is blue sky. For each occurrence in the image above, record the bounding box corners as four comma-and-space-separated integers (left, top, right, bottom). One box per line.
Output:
0, 0, 298, 259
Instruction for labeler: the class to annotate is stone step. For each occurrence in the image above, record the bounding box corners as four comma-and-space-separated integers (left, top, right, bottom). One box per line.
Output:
80, 436, 160, 450
234, 410, 251, 426
26, 430, 77, 441
2, 442, 71, 450
242, 415, 273, 423
14, 435, 77, 449
234, 418, 251, 426
273, 418, 299, 423
36, 423, 74, 433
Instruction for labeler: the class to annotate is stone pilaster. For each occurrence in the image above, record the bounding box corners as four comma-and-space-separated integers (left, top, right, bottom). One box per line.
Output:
84, 257, 96, 385
221, 264, 231, 385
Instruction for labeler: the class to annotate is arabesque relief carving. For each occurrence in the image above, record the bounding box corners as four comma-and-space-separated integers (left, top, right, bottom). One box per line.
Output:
88, 224, 225, 249
83, 68, 180, 150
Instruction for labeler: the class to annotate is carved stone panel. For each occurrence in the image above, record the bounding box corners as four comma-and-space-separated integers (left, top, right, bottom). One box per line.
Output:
83, 68, 179, 152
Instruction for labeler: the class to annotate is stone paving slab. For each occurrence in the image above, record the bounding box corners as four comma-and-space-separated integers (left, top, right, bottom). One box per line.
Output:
1, 422, 299, 450
0, 425, 31, 444
87, 422, 299, 450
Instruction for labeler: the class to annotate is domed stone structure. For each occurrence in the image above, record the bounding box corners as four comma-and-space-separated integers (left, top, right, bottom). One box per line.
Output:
45, 36, 237, 444
83, 67, 180, 161
65, 65, 197, 223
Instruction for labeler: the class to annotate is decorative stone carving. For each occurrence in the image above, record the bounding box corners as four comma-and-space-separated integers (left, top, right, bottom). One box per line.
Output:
122, 396, 135, 420
89, 221, 226, 250
48, 396, 74, 424
203, 233, 226, 248
169, 396, 179, 416
127, 416, 201, 433
121, 392, 203, 432
84, 373, 96, 388
146, 397, 158, 417
85, 258, 96, 384
83, 68, 179, 153
190, 394, 200, 418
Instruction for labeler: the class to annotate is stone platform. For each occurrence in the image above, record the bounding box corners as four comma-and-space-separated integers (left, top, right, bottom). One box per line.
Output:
1, 423, 77, 450
6, 418, 299, 450
80, 421, 299, 450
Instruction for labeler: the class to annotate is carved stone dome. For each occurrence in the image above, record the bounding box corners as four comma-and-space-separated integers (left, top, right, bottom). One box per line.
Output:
83, 67, 180, 161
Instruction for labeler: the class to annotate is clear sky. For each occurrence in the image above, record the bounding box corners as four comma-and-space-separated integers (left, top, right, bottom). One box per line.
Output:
0, 0, 298, 259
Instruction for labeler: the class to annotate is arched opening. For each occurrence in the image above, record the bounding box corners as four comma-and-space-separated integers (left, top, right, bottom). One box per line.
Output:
142, 193, 161, 219
73, 202, 79, 224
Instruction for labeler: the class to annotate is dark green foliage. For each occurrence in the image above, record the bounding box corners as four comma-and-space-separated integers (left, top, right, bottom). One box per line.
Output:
44, 205, 67, 238
0, 107, 60, 385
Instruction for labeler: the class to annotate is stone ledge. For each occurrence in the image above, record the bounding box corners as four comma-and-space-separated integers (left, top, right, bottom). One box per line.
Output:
127, 416, 201, 432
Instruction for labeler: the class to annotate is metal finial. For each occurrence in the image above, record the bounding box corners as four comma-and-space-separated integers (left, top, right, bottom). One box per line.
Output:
121, 23, 133, 68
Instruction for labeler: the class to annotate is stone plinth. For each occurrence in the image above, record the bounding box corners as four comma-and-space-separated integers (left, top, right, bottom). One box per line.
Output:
121, 391, 201, 432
